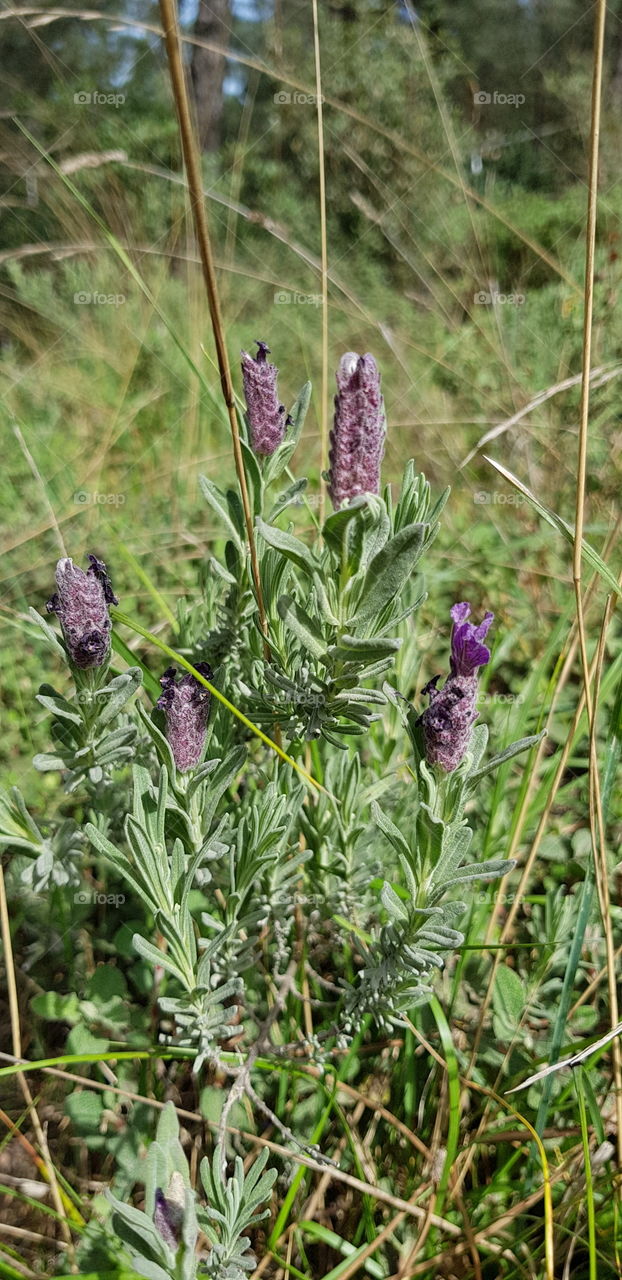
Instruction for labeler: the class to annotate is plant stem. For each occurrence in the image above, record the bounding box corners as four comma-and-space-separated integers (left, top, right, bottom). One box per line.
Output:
158, 0, 269, 650
575, 1066, 597, 1280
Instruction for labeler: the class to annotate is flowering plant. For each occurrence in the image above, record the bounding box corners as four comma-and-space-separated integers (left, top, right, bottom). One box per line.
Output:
10, 345, 541, 1275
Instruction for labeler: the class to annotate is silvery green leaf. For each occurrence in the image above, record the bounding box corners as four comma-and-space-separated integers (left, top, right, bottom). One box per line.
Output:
133, 1260, 175, 1280
349, 523, 427, 627
328, 634, 402, 664
92, 667, 143, 726
200, 474, 243, 549
36, 687, 82, 723
469, 731, 546, 782
240, 438, 263, 517
312, 570, 340, 624
268, 477, 308, 521
137, 701, 177, 778
430, 824, 472, 889
256, 518, 317, 576
106, 1192, 171, 1265
321, 497, 368, 556
372, 800, 411, 862
432, 858, 515, 897
28, 607, 66, 658
133, 934, 190, 987
277, 594, 327, 660
381, 881, 409, 922
464, 722, 488, 773
33, 752, 69, 772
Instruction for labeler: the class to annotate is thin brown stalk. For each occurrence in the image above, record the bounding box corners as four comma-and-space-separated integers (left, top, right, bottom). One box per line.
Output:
571, 0, 622, 1168
0, 863, 75, 1259
157, 0, 269, 646
311, 0, 329, 525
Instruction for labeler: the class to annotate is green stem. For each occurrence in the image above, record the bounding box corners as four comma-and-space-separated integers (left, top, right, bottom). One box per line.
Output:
575, 1065, 597, 1280
110, 607, 328, 796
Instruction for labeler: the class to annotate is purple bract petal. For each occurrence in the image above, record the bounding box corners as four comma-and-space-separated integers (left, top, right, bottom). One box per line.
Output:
420, 603, 494, 772
326, 352, 386, 510
450, 602, 494, 677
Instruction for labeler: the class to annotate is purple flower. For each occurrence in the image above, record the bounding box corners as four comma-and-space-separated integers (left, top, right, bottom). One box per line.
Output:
46, 554, 117, 669
326, 353, 386, 510
241, 340, 286, 456
420, 603, 494, 772
156, 663, 213, 772
154, 1174, 185, 1250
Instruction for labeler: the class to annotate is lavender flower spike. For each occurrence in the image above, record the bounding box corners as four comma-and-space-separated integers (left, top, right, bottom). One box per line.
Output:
46, 554, 117, 669
241, 340, 286, 456
156, 662, 213, 773
420, 603, 494, 772
326, 352, 386, 510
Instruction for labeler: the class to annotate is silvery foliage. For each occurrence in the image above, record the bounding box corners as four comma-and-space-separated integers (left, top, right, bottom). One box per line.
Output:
27, 425, 542, 1079
29, 606, 141, 790
0, 785, 82, 890
108, 1102, 276, 1280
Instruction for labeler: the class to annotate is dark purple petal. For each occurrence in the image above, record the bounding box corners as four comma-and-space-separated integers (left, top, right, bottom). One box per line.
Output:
156, 662, 213, 772
450, 602, 494, 677
46, 554, 116, 669
327, 353, 386, 510
241, 340, 286, 456
420, 603, 494, 772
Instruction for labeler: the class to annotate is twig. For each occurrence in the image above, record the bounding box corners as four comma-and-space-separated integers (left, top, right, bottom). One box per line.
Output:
158, 0, 269, 649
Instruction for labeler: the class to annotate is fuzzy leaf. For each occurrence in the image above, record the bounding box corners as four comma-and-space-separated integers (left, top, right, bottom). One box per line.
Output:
277, 595, 327, 660
349, 523, 426, 626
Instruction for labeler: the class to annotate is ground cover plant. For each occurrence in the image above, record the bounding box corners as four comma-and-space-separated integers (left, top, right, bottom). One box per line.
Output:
2, 0, 622, 1277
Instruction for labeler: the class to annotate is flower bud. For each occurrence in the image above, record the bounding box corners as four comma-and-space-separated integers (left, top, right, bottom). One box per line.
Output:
154, 1172, 185, 1250
241, 340, 286, 456
420, 603, 493, 772
46, 554, 117, 669
156, 663, 213, 772
327, 352, 386, 510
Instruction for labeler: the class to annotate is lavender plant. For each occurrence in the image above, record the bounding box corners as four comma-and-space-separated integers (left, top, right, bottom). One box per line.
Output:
21, 344, 543, 1267
107, 1103, 276, 1279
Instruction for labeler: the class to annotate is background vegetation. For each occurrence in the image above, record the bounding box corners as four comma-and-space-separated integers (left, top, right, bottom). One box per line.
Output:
1, 0, 622, 1276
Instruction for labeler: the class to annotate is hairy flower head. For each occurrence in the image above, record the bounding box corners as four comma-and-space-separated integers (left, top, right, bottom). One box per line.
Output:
420, 603, 493, 772
46, 554, 117, 669
156, 663, 213, 772
241, 340, 286, 455
326, 352, 386, 510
